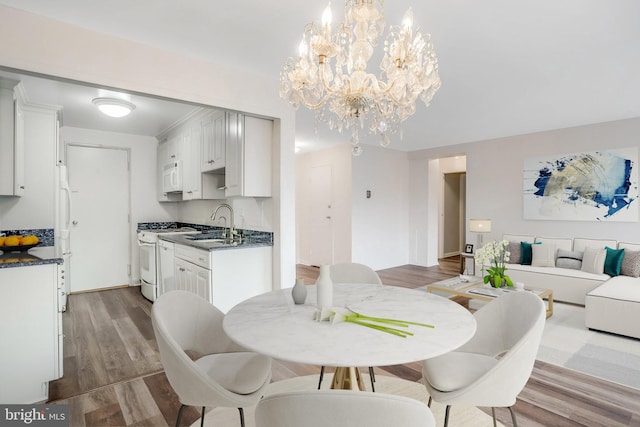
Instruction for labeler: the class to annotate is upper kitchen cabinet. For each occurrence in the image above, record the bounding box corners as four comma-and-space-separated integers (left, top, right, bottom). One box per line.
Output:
0, 78, 24, 196
183, 118, 224, 200
200, 110, 225, 172
225, 112, 273, 198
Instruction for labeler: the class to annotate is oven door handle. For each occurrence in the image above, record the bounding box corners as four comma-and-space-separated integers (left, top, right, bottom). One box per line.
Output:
137, 239, 155, 248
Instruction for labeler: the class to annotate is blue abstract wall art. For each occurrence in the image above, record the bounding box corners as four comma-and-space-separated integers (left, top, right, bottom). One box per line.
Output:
523, 148, 638, 221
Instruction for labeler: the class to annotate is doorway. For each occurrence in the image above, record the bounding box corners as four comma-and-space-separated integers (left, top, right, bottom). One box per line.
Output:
441, 171, 467, 258
66, 144, 131, 293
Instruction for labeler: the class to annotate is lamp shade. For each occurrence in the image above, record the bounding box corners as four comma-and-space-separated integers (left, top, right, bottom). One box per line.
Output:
469, 219, 492, 233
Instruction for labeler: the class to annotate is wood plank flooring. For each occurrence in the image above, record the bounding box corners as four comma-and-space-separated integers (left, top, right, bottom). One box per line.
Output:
48, 259, 640, 426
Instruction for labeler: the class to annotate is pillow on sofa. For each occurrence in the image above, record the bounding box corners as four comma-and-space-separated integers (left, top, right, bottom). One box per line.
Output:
581, 247, 607, 275
604, 246, 625, 276
520, 241, 541, 265
531, 244, 556, 267
621, 249, 640, 277
555, 249, 583, 270
506, 241, 521, 264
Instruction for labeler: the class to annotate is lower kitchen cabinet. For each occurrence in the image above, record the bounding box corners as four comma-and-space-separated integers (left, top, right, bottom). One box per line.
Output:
168, 242, 273, 313
175, 257, 212, 302
0, 263, 62, 403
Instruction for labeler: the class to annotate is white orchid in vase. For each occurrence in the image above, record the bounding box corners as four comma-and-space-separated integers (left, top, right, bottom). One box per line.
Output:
474, 240, 513, 288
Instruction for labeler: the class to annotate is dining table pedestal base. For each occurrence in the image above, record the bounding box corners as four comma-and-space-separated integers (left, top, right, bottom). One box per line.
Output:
330, 367, 366, 391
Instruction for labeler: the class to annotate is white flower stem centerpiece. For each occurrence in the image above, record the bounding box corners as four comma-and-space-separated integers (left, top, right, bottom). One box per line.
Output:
474, 240, 514, 288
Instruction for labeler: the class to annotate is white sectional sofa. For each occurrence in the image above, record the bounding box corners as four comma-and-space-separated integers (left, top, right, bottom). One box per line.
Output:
497, 234, 640, 339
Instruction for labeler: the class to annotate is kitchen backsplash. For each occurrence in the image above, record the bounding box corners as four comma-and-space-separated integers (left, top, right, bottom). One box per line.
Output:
0, 228, 54, 246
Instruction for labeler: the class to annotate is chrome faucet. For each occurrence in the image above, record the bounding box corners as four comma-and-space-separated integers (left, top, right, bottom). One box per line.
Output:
211, 204, 236, 244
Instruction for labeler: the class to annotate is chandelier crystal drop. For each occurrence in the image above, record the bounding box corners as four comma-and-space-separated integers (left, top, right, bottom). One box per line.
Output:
280, 0, 441, 153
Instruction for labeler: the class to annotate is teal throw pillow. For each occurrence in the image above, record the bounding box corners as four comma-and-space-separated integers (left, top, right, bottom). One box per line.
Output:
520, 241, 541, 265
604, 246, 625, 276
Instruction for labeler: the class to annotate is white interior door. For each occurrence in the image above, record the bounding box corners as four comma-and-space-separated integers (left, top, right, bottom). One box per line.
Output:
67, 145, 130, 293
309, 164, 334, 266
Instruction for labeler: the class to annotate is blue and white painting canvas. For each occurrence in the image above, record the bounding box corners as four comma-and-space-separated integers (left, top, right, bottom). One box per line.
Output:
523, 148, 638, 221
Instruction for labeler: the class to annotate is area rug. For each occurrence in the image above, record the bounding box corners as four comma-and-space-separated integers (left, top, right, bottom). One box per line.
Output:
192, 375, 504, 427
420, 282, 640, 390
536, 301, 640, 390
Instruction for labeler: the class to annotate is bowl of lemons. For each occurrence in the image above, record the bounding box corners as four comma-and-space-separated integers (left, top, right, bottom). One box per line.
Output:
0, 234, 40, 252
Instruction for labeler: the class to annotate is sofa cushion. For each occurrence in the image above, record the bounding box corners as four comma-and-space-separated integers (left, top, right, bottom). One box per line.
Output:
621, 249, 640, 278
604, 246, 625, 277
619, 242, 640, 251
581, 247, 606, 274
508, 263, 608, 281
555, 249, 583, 270
532, 243, 556, 267
587, 276, 640, 303
535, 237, 573, 253
521, 241, 541, 265
573, 238, 617, 253
506, 241, 522, 264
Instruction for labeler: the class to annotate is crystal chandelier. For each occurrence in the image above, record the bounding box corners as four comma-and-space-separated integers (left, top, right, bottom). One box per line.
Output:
280, 0, 441, 155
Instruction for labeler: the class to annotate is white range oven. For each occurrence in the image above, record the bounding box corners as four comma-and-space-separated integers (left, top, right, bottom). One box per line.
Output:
137, 227, 198, 301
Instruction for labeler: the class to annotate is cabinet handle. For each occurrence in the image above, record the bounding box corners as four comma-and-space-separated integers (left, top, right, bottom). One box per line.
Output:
170, 154, 176, 158
19, 186, 25, 189
179, 267, 186, 272
208, 160, 215, 164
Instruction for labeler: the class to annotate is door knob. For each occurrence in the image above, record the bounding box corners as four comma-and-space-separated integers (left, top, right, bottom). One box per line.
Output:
72, 221, 78, 226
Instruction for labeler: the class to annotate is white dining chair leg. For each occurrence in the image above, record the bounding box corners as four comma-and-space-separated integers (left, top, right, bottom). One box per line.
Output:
491, 407, 497, 427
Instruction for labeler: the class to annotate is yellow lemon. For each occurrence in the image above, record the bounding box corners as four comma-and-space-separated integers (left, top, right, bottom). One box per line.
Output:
0, 236, 5, 247
22, 235, 38, 245
5, 236, 21, 246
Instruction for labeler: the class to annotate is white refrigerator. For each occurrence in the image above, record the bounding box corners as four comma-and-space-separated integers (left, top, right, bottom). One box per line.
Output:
56, 164, 72, 312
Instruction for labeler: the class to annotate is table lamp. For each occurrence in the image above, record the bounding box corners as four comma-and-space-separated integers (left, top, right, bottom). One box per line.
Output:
469, 218, 492, 249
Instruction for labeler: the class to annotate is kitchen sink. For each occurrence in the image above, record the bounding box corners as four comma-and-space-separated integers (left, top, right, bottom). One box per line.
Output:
185, 233, 227, 244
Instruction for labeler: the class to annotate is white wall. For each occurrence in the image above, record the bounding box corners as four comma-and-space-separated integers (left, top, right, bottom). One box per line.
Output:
296, 143, 352, 265
0, 5, 296, 287
352, 146, 410, 270
410, 117, 640, 250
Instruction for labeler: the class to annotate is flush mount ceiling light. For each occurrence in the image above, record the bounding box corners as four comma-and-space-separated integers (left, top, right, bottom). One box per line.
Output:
280, 0, 441, 155
92, 97, 136, 118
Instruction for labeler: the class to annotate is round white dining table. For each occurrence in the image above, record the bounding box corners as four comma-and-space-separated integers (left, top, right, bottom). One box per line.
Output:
223, 283, 476, 390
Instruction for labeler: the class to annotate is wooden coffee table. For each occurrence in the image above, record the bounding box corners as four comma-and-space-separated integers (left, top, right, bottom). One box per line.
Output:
427, 277, 554, 318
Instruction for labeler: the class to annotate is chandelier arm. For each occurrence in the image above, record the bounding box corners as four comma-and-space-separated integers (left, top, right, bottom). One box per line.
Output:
297, 89, 335, 110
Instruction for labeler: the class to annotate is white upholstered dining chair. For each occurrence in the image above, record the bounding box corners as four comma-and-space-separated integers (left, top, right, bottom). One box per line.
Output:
422, 291, 546, 427
255, 389, 436, 427
316, 262, 383, 390
151, 290, 272, 427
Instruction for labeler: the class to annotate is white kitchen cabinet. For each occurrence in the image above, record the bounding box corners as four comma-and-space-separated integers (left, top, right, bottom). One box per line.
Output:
225, 113, 273, 198
175, 244, 212, 302
0, 264, 61, 403
182, 124, 201, 200
201, 110, 226, 172
211, 246, 272, 313
158, 239, 176, 296
171, 243, 272, 313
0, 78, 24, 196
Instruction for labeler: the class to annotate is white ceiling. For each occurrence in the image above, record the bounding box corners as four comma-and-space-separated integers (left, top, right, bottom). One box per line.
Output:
1, 0, 639, 151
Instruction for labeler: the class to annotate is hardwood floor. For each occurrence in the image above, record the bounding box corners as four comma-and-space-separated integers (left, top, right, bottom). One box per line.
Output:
48, 259, 640, 426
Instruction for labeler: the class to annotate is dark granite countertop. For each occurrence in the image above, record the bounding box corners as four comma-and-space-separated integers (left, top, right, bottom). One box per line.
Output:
0, 246, 63, 269
160, 230, 273, 252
